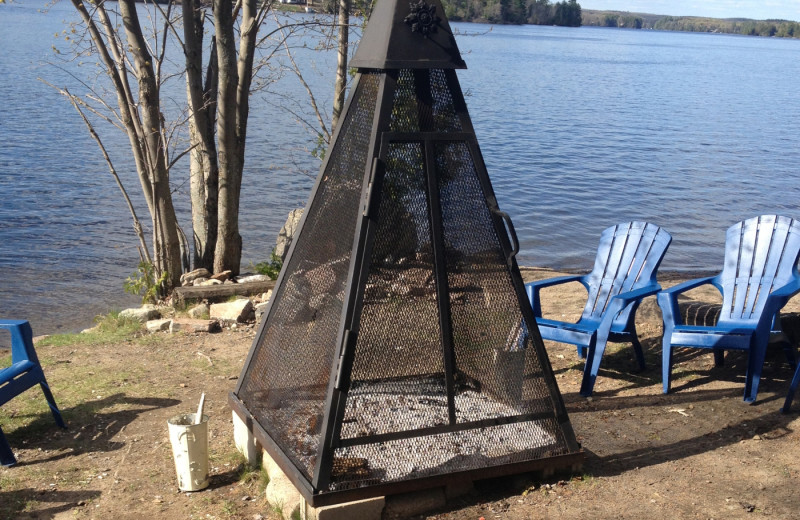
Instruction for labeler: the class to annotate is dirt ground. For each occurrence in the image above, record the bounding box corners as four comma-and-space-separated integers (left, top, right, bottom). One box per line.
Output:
2, 269, 800, 519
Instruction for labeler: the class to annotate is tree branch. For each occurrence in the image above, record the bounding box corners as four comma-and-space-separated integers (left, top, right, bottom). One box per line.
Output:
60, 85, 153, 266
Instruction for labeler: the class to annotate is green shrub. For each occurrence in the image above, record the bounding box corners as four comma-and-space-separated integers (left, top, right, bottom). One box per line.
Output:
252, 249, 283, 280
124, 261, 168, 304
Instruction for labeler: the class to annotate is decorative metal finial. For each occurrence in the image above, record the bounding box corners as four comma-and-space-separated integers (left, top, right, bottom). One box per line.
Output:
404, 0, 441, 37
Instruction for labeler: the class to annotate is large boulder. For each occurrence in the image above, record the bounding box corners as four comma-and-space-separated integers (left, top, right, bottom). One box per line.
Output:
235, 274, 271, 284
254, 302, 270, 321
146, 318, 172, 333
210, 299, 254, 323
170, 318, 220, 334
275, 208, 304, 261
180, 268, 212, 286
210, 270, 232, 282
119, 304, 160, 323
188, 303, 210, 319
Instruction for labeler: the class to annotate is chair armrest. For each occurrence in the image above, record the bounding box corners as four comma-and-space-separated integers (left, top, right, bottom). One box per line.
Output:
659, 276, 717, 297
598, 284, 661, 329
769, 277, 800, 301
0, 320, 37, 365
657, 276, 717, 327
759, 277, 800, 328
525, 275, 585, 318
610, 283, 662, 308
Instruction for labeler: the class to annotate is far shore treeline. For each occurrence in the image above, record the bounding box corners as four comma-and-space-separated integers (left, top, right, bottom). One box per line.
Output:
443, 0, 581, 26
430, 0, 800, 37
581, 9, 800, 38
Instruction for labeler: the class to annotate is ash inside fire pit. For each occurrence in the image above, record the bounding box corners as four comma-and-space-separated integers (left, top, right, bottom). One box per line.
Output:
341, 376, 523, 437
328, 375, 560, 490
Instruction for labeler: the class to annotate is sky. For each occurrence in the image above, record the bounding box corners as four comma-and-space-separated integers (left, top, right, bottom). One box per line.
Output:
578, 1, 800, 21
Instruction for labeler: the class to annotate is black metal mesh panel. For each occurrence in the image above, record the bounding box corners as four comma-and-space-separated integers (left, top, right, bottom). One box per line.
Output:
330, 418, 565, 491
428, 69, 462, 132
237, 73, 381, 479
341, 141, 446, 439
389, 70, 419, 132
389, 69, 462, 133
435, 142, 562, 419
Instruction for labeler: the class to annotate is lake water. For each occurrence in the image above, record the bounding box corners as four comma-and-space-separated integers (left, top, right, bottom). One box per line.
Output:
2, 1, 800, 335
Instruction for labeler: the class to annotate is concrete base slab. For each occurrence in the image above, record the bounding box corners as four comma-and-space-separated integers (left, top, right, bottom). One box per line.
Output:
383, 487, 446, 519
260, 448, 385, 520
266, 473, 302, 520
305, 496, 385, 520
232, 411, 261, 467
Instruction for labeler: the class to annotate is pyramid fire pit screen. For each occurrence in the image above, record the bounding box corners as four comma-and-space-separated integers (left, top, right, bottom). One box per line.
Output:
230, 0, 582, 506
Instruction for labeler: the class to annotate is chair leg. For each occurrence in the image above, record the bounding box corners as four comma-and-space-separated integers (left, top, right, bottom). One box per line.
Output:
662, 338, 674, 394
781, 363, 800, 413
782, 343, 797, 370
631, 336, 646, 371
0, 425, 16, 467
713, 349, 725, 367
577, 345, 587, 359
580, 335, 605, 397
39, 381, 66, 429
744, 342, 769, 403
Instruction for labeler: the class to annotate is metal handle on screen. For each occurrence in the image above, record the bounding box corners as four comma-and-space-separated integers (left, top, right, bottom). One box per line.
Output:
493, 209, 519, 260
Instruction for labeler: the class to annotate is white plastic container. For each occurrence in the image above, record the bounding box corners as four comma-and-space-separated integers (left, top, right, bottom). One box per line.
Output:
167, 413, 209, 491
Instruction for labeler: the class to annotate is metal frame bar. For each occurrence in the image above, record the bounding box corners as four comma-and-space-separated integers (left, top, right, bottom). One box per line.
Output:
411, 69, 459, 425
310, 451, 583, 507
313, 70, 400, 491
425, 137, 458, 425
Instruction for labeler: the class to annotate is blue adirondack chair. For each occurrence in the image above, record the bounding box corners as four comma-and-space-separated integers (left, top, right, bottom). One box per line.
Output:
0, 319, 66, 466
526, 222, 672, 397
659, 215, 800, 404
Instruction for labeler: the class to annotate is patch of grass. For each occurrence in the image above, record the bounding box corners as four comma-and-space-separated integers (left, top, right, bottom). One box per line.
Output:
0, 339, 152, 438
571, 472, 596, 487
0, 493, 28, 517
0, 473, 20, 490
220, 498, 237, 517
672, 366, 701, 382
238, 456, 270, 494
39, 313, 144, 347
271, 502, 285, 517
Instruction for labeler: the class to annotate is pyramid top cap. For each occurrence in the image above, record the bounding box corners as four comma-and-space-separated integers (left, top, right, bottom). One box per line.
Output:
350, 0, 467, 70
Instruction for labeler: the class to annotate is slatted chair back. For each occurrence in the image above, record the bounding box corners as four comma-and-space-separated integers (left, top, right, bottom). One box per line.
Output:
581, 222, 672, 326
717, 215, 800, 326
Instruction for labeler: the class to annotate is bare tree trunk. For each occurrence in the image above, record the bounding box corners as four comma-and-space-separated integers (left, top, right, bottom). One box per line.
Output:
119, 0, 183, 289
213, 0, 259, 275
331, 0, 349, 131
214, 0, 241, 275
183, 0, 219, 271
